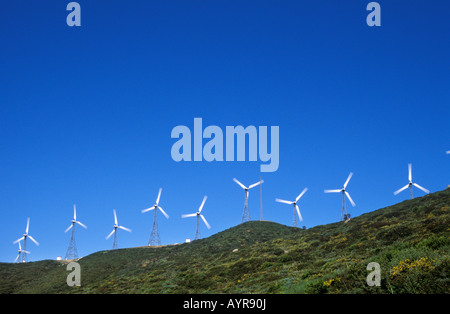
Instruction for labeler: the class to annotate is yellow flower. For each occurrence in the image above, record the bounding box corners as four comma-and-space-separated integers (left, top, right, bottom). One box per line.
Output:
323, 279, 334, 287
391, 257, 435, 278
323, 277, 341, 287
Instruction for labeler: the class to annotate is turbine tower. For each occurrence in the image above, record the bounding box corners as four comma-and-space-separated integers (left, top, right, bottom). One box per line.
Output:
394, 163, 429, 199
14, 241, 30, 263
13, 218, 39, 263
106, 209, 131, 249
233, 178, 264, 223
324, 172, 356, 222
141, 188, 169, 246
182, 196, 211, 240
276, 187, 308, 227
64, 204, 87, 260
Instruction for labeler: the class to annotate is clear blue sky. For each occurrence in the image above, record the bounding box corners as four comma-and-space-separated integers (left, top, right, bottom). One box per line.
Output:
0, 1, 449, 262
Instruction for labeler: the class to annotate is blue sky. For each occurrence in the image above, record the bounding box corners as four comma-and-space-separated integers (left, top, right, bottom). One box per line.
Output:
0, 1, 449, 262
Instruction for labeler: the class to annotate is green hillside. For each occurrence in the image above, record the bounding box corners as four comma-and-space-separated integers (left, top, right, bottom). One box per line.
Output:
1, 189, 449, 294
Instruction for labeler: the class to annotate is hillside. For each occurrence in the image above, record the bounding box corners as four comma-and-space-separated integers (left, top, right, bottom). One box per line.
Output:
1, 189, 449, 294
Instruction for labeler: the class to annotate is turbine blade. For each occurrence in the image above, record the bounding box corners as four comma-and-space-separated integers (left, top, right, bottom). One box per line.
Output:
15, 254, 20, 262
343, 172, 353, 189
295, 204, 303, 222
65, 224, 73, 233
233, 178, 247, 190
248, 180, 264, 189
26, 218, 30, 234
158, 206, 169, 219
394, 184, 410, 195
324, 189, 341, 193
408, 163, 412, 182
413, 183, 430, 194
118, 226, 132, 232
156, 188, 162, 205
76, 221, 87, 229
182, 213, 197, 218
276, 198, 293, 205
13, 237, 24, 244
198, 196, 207, 213
28, 235, 39, 246
23, 250, 30, 254
345, 191, 356, 207
106, 229, 115, 240
200, 214, 211, 229
73, 204, 77, 220
113, 209, 118, 225
295, 187, 308, 202
141, 207, 154, 213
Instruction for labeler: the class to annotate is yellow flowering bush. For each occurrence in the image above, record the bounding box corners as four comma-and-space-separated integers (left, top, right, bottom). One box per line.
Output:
390, 257, 436, 278
323, 277, 341, 287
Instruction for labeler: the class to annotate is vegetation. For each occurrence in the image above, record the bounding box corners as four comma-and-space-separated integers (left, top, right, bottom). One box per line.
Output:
1, 189, 449, 294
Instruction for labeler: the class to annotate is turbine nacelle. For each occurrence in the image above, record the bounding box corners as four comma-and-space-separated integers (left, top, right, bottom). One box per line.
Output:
233, 178, 264, 192
65, 204, 87, 233
181, 196, 211, 240
106, 209, 132, 247
393, 163, 429, 198
324, 172, 356, 221
275, 187, 308, 224
141, 188, 169, 219
233, 178, 263, 222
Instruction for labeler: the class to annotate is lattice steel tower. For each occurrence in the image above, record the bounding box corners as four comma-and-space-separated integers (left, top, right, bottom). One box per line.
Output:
65, 227, 78, 260
148, 209, 161, 246
242, 190, 251, 223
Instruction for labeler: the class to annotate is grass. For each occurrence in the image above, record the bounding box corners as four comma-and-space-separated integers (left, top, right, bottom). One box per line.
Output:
1, 188, 449, 294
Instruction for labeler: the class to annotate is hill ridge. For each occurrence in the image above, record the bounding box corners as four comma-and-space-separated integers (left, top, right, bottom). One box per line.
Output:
1, 189, 449, 293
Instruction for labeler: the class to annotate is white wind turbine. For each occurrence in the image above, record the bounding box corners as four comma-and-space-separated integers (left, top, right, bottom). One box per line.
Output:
324, 172, 356, 222
141, 188, 169, 246
233, 178, 264, 223
106, 209, 131, 249
182, 196, 211, 240
13, 218, 39, 263
64, 204, 87, 260
276, 187, 308, 227
394, 163, 429, 199
14, 241, 30, 263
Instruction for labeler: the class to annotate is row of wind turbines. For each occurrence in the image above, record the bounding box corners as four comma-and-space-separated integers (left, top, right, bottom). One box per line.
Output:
237, 162, 431, 227
11, 161, 437, 263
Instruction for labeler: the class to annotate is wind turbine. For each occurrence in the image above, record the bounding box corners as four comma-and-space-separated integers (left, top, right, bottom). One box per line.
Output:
276, 187, 308, 227
233, 178, 264, 223
13, 218, 39, 263
14, 241, 30, 263
182, 196, 211, 240
324, 172, 356, 222
394, 163, 429, 199
141, 188, 169, 246
106, 209, 131, 249
64, 204, 87, 260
